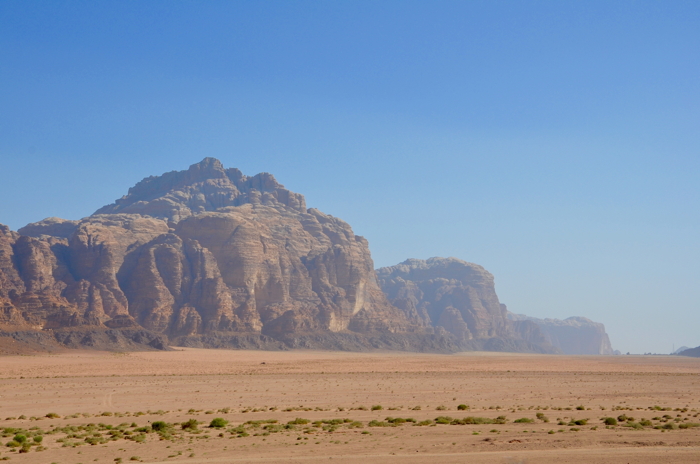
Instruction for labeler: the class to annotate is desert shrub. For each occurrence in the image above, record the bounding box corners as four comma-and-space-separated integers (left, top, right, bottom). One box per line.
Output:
85, 436, 107, 445
384, 417, 407, 425
572, 419, 587, 426
452, 417, 496, 425
33, 435, 43, 443
576, 405, 585, 410
45, 413, 60, 419
457, 404, 468, 411
209, 418, 228, 428
371, 405, 383, 411
514, 418, 534, 423
435, 405, 446, 411
617, 414, 630, 422
603, 417, 618, 426
679, 423, 700, 429
287, 418, 310, 425
151, 421, 168, 432
368, 420, 389, 427
6, 440, 20, 448
536, 413, 549, 422
640, 420, 652, 426
434, 416, 453, 425
181, 419, 198, 430
414, 420, 433, 426
13, 434, 27, 443
623, 422, 644, 430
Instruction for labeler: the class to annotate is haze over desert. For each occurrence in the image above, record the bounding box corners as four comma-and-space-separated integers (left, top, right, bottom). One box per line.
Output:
2, 2, 700, 463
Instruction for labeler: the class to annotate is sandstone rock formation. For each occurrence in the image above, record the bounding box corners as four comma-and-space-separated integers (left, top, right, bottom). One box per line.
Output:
506, 312, 615, 355
1, 158, 451, 352
377, 257, 559, 354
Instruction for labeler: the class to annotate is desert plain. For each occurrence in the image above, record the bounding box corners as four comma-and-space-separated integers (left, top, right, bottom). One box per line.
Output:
0, 348, 699, 464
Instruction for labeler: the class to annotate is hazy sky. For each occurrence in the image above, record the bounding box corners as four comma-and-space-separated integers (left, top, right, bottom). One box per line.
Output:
1, 1, 698, 354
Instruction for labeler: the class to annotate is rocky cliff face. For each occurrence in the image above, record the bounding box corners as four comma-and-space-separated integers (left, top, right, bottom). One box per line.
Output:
2, 158, 447, 352
377, 257, 559, 354
506, 312, 614, 355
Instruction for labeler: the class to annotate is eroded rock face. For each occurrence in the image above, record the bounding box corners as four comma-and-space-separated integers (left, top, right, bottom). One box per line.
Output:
0, 158, 418, 350
507, 312, 614, 355
377, 257, 558, 353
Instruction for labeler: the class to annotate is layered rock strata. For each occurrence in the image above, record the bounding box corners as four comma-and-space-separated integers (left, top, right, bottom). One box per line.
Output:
377, 257, 559, 354
2, 158, 449, 352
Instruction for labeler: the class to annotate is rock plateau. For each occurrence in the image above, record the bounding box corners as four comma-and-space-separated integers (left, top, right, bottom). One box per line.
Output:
376, 257, 560, 354
506, 312, 614, 355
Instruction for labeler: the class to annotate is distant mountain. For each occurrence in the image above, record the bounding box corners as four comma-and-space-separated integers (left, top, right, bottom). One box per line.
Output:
506, 312, 615, 355
672, 346, 690, 355
376, 257, 559, 354
677, 346, 700, 358
0, 158, 613, 354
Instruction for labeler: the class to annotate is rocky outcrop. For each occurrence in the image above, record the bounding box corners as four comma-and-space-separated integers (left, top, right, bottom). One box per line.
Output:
507, 312, 614, 355
1, 158, 433, 352
377, 257, 559, 354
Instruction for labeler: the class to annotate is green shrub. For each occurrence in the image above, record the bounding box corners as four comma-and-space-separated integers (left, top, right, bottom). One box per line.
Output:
6, 440, 20, 448
371, 405, 383, 411
45, 413, 60, 419
33, 435, 43, 443
368, 420, 389, 427
576, 405, 585, 411
414, 420, 433, 426
151, 421, 168, 432
434, 416, 453, 425
603, 417, 618, 426
679, 423, 700, 429
209, 418, 228, 428
435, 405, 446, 411
514, 418, 534, 423
536, 413, 549, 422
457, 404, 468, 411
287, 418, 310, 425
181, 419, 199, 430
451, 416, 502, 425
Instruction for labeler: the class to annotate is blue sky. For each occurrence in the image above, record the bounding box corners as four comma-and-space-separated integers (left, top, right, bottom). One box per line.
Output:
1, 1, 699, 354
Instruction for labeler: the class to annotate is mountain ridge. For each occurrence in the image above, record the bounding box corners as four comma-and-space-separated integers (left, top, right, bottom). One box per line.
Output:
1, 159, 606, 354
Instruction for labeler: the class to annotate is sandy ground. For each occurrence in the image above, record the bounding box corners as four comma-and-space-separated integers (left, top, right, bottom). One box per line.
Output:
0, 348, 699, 463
